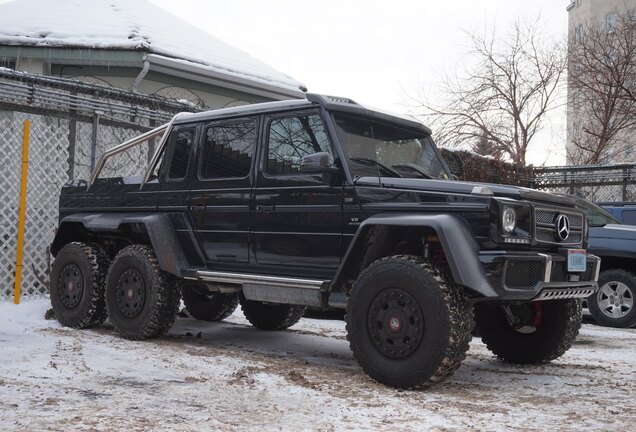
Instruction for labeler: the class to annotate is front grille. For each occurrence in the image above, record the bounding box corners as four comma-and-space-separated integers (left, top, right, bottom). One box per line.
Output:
504, 259, 545, 288
504, 256, 598, 290
534, 208, 584, 245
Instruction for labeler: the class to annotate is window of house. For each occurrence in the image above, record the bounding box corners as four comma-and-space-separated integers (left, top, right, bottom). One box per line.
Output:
0, 58, 15, 69
200, 120, 255, 179
265, 113, 333, 175
167, 130, 194, 179
606, 13, 617, 33
575, 24, 583, 44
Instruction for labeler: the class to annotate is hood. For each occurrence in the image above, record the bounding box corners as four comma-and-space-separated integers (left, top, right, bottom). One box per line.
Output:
354, 177, 575, 207
590, 224, 636, 240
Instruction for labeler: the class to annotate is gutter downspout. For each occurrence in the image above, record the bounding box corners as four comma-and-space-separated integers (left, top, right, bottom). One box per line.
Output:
132, 57, 150, 93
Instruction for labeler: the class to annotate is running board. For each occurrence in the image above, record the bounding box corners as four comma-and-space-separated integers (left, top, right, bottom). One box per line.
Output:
196, 270, 326, 307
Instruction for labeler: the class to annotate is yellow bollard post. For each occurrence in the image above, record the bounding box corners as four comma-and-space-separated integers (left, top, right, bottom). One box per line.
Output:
13, 120, 30, 305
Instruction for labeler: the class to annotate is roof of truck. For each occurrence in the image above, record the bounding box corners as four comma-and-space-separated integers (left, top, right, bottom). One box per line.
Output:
173, 94, 431, 134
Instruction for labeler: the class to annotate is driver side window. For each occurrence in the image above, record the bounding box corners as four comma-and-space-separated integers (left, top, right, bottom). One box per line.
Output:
266, 113, 333, 175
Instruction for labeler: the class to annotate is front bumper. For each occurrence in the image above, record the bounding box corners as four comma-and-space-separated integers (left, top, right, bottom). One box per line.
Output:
479, 251, 600, 301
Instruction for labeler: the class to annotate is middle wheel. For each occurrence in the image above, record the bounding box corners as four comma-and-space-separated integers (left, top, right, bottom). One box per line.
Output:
182, 284, 239, 322
105, 245, 180, 340
239, 294, 306, 330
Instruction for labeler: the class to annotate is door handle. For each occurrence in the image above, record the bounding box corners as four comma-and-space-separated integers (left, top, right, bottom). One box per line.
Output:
190, 205, 206, 211
256, 205, 275, 211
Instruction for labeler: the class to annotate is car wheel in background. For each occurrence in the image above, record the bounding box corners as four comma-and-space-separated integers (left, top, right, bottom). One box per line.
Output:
588, 269, 636, 328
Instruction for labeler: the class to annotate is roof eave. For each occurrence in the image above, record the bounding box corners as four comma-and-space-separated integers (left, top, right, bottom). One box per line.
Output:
145, 54, 305, 101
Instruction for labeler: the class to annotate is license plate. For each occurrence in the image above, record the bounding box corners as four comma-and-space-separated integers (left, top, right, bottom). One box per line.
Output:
567, 249, 587, 272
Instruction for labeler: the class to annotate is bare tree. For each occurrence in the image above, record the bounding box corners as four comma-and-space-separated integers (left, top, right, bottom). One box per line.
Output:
413, 18, 566, 166
568, 11, 636, 164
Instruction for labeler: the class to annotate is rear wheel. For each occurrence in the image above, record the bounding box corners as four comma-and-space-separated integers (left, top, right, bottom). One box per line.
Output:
239, 294, 305, 330
346, 255, 472, 389
587, 269, 636, 328
474, 299, 582, 364
182, 285, 239, 322
105, 245, 180, 340
50, 242, 109, 329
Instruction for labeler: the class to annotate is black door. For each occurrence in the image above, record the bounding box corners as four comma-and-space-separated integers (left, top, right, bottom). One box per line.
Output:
156, 124, 201, 265
253, 110, 343, 277
188, 118, 257, 264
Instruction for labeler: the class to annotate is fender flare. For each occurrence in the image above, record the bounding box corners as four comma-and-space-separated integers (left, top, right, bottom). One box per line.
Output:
51, 213, 193, 277
332, 213, 498, 297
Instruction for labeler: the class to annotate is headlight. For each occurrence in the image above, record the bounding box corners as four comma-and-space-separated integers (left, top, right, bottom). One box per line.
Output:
502, 207, 516, 233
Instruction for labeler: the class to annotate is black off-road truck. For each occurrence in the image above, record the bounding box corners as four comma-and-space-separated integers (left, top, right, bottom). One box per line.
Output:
50, 94, 600, 388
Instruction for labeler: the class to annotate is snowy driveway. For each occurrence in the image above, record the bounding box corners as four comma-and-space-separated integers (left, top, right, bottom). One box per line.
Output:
1, 300, 634, 431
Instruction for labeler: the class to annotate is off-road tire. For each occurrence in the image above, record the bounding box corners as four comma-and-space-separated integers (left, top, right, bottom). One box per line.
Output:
474, 299, 582, 364
50, 242, 109, 329
239, 294, 306, 330
346, 255, 473, 389
182, 285, 239, 322
587, 269, 636, 328
105, 245, 180, 340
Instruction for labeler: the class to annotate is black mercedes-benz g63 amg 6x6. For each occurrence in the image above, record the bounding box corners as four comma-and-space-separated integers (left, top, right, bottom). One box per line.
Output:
50, 94, 599, 388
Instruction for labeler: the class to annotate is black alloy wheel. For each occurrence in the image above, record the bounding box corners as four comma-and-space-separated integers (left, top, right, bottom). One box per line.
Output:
57, 263, 84, 309
346, 255, 473, 389
367, 288, 425, 359
474, 299, 582, 364
105, 245, 180, 340
50, 242, 110, 329
115, 268, 146, 319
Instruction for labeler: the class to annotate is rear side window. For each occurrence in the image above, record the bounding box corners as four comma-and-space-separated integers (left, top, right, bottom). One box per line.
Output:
266, 113, 333, 175
622, 210, 636, 225
167, 129, 194, 179
200, 120, 256, 179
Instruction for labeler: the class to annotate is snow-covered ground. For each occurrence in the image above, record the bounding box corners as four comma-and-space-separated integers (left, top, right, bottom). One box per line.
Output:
1, 300, 634, 431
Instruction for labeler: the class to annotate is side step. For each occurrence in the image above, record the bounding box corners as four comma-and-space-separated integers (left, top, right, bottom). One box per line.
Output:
196, 270, 326, 307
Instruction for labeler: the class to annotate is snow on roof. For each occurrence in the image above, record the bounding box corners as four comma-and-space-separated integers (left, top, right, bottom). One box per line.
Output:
0, 0, 305, 94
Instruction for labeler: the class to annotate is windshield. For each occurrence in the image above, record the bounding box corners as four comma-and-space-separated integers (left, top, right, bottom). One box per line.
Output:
333, 114, 451, 180
575, 198, 621, 227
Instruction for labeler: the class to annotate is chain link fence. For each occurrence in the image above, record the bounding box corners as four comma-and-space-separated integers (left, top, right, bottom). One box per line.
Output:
531, 164, 635, 202
442, 148, 635, 201
0, 69, 199, 301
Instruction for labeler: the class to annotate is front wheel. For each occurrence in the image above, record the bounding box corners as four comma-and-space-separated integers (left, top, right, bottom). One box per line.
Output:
587, 269, 636, 328
474, 299, 582, 364
346, 255, 473, 389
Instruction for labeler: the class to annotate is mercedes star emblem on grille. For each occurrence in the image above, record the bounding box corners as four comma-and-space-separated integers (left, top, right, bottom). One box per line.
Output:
555, 214, 570, 241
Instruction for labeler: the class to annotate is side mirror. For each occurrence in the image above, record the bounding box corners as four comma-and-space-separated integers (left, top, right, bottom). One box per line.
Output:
299, 151, 332, 173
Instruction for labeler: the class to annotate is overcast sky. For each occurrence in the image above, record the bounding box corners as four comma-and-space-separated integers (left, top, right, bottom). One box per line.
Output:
147, 0, 570, 165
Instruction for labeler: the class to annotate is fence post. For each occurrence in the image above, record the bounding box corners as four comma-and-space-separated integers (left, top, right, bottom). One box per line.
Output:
13, 119, 30, 304
623, 167, 628, 201
90, 110, 103, 172
66, 93, 77, 180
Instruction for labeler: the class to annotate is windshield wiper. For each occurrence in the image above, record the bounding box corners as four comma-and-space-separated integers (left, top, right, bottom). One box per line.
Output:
349, 158, 402, 178
391, 163, 433, 179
